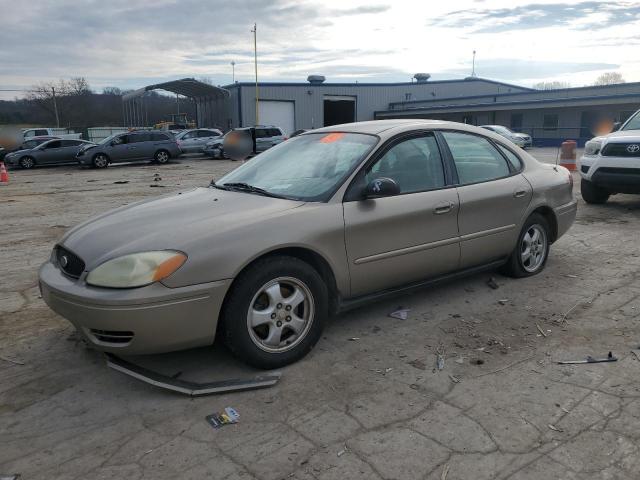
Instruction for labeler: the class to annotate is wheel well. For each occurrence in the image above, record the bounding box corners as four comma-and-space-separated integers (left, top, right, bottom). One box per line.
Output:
531, 206, 558, 243
20, 155, 35, 164
225, 247, 340, 317
156, 149, 170, 157
92, 152, 110, 162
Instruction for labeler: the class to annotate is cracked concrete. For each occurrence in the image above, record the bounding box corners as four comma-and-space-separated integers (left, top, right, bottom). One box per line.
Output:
1, 150, 640, 479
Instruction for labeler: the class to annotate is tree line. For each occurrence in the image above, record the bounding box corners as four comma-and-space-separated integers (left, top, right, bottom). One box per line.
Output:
0, 77, 195, 128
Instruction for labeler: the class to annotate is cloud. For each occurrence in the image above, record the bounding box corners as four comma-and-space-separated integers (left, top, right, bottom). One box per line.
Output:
332, 5, 390, 16
429, 1, 640, 32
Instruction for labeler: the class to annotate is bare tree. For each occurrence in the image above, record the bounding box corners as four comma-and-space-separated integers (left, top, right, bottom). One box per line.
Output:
593, 72, 625, 86
533, 81, 571, 90
102, 87, 122, 95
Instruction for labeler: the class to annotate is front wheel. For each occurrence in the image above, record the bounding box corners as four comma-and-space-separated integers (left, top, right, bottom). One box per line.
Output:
92, 154, 109, 169
501, 213, 550, 278
154, 150, 170, 164
222, 256, 328, 369
581, 179, 609, 204
19, 156, 35, 169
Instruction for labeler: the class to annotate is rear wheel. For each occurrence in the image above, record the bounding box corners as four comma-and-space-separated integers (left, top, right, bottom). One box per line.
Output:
154, 150, 170, 164
19, 156, 35, 169
92, 154, 109, 169
581, 179, 609, 204
501, 213, 550, 278
222, 256, 328, 369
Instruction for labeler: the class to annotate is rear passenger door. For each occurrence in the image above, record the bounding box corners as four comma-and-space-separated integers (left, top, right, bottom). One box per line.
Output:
54, 140, 83, 163
254, 128, 271, 152
37, 140, 63, 164
440, 131, 532, 268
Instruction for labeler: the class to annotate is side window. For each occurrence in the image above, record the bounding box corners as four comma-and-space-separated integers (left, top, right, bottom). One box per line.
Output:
183, 131, 197, 139
129, 133, 150, 143
255, 128, 269, 138
45, 140, 62, 149
36, 129, 49, 136
23, 140, 38, 149
365, 135, 445, 194
497, 144, 522, 170
198, 130, 213, 138
269, 128, 282, 137
61, 140, 80, 147
442, 132, 511, 185
152, 133, 168, 141
113, 135, 127, 145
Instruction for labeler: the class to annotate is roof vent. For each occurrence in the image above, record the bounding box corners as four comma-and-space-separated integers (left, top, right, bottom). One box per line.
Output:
307, 75, 326, 85
414, 73, 431, 83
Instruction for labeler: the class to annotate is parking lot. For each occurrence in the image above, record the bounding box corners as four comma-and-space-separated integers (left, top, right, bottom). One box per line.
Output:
2, 149, 640, 480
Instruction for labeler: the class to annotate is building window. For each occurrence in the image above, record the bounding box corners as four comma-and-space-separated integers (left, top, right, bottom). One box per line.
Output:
543, 114, 559, 131
510, 113, 523, 130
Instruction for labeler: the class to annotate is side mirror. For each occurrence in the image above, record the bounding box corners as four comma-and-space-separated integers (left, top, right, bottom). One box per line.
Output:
364, 177, 400, 199
612, 122, 622, 132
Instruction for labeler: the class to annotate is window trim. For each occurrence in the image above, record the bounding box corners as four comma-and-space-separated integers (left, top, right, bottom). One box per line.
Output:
343, 130, 455, 202
436, 129, 521, 188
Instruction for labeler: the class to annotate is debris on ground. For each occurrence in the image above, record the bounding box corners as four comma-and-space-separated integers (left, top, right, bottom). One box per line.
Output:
0, 355, 25, 366
153, 173, 162, 182
498, 299, 509, 305
547, 424, 563, 432
536, 324, 548, 337
337, 446, 348, 457
348, 337, 360, 341
149, 184, 166, 188
449, 374, 460, 383
557, 351, 617, 365
630, 350, 640, 361
486, 277, 499, 290
471, 359, 485, 365
206, 407, 240, 429
435, 344, 446, 371
440, 463, 450, 480
113, 180, 129, 184
564, 274, 578, 278
389, 308, 410, 320
408, 359, 427, 370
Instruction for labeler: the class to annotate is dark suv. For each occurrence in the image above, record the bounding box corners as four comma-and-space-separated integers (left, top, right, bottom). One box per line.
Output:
76, 131, 181, 168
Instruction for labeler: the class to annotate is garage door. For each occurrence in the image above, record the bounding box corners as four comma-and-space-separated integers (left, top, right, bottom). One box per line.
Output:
258, 101, 295, 136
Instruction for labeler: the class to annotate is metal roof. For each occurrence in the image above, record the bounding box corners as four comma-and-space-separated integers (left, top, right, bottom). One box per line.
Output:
122, 78, 230, 101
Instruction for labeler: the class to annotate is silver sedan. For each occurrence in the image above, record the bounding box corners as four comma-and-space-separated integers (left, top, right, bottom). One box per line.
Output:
39, 120, 576, 368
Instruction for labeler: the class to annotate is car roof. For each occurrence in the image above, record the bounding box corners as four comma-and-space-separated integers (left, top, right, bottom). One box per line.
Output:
310, 119, 459, 135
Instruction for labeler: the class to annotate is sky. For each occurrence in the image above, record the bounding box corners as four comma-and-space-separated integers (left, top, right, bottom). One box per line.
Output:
1, 0, 639, 100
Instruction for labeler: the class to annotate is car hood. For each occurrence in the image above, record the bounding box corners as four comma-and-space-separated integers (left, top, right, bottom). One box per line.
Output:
513, 133, 530, 138
598, 130, 640, 143
5, 148, 32, 157
60, 187, 305, 269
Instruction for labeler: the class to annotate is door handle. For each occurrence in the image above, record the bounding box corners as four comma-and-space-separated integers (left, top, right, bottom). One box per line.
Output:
513, 190, 527, 198
433, 202, 454, 215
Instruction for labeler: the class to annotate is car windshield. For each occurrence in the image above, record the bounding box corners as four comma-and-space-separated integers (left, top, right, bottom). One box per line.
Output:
216, 132, 378, 201
492, 126, 512, 135
622, 111, 640, 131
99, 134, 118, 145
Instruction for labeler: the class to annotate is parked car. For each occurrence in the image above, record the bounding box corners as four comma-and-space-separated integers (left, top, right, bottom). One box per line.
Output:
39, 120, 576, 369
76, 131, 181, 168
578, 109, 640, 204
4, 139, 95, 169
0, 136, 59, 161
204, 126, 286, 159
175, 128, 223, 154
480, 125, 532, 148
22, 128, 82, 140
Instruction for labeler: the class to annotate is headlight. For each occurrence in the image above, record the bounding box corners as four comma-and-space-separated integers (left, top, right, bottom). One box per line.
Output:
86, 251, 187, 288
584, 140, 602, 156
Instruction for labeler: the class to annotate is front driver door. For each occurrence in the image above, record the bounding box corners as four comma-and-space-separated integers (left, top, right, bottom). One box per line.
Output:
440, 131, 532, 268
343, 133, 460, 296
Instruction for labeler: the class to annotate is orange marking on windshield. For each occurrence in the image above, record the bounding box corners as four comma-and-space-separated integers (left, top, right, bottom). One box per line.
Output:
320, 133, 345, 143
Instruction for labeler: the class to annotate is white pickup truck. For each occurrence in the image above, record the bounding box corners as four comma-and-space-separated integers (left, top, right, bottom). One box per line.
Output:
22, 128, 82, 140
578, 109, 640, 204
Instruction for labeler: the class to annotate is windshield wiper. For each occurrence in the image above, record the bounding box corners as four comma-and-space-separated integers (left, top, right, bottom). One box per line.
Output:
215, 182, 288, 199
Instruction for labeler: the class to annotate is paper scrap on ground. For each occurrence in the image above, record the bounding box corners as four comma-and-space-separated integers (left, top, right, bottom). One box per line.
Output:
206, 407, 239, 429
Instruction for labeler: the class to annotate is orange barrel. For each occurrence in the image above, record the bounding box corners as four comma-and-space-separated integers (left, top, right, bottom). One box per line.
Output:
560, 140, 577, 170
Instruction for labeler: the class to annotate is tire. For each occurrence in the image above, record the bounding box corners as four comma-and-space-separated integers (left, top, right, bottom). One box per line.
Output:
19, 156, 35, 169
501, 213, 551, 278
216, 148, 225, 160
581, 178, 609, 204
222, 255, 328, 369
92, 154, 109, 169
154, 150, 170, 164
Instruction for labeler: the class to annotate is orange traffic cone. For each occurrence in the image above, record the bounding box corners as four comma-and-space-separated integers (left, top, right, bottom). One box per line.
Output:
0, 162, 9, 185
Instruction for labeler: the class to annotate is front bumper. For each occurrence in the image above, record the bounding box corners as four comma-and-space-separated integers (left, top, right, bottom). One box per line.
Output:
578, 154, 640, 194
39, 261, 232, 354
4, 156, 18, 166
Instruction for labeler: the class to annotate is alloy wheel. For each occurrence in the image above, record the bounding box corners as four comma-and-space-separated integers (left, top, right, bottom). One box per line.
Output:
520, 224, 547, 273
246, 276, 314, 353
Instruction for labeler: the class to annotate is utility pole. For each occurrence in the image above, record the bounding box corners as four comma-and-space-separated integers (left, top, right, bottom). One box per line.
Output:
231, 61, 236, 83
471, 50, 477, 77
252, 23, 259, 125
52, 86, 60, 127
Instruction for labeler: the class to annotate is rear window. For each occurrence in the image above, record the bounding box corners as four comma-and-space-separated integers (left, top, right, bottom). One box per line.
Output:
255, 128, 269, 138
268, 128, 282, 137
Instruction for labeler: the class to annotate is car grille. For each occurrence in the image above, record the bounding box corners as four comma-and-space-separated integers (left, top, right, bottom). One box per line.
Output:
56, 246, 85, 278
601, 143, 640, 157
89, 329, 134, 345
595, 167, 640, 175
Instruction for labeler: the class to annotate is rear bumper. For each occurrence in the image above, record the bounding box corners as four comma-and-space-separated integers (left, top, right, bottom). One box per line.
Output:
39, 261, 232, 354
554, 200, 577, 240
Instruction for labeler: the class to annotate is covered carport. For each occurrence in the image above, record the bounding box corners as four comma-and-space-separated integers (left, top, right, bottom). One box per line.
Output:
121, 78, 230, 129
